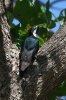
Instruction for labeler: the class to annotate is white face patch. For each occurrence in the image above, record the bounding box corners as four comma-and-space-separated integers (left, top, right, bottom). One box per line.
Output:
33, 28, 37, 37
33, 26, 39, 38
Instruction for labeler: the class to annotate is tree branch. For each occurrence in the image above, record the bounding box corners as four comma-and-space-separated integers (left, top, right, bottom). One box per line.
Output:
0, 1, 21, 100
19, 23, 66, 100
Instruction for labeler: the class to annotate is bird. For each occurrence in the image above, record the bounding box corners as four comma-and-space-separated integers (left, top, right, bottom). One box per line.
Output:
19, 26, 39, 77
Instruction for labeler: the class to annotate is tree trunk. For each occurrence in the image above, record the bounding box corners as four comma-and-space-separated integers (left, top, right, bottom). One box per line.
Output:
0, 1, 21, 100
0, 1, 66, 100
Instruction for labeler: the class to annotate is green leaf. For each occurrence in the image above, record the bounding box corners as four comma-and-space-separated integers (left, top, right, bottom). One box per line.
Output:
46, 0, 50, 10
45, 10, 52, 21
37, 37, 45, 46
49, 80, 66, 100
40, 6, 44, 13
59, 9, 66, 22
48, 20, 56, 28
10, 24, 20, 42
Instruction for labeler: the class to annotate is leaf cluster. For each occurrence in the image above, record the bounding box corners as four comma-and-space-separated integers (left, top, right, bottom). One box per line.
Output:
8, 0, 55, 47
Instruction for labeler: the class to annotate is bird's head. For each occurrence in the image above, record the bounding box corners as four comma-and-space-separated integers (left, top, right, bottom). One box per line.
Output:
28, 26, 39, 38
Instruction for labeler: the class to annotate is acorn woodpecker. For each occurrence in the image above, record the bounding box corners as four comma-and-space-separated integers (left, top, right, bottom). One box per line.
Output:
19, 26, 39, 76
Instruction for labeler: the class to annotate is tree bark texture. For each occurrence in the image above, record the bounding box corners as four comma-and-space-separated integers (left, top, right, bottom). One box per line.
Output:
0, 0, 66, 100
0, 1, 21, 100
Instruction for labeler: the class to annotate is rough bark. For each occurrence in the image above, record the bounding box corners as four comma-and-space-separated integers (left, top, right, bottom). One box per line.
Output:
0, 0, 66, 100
0, 1, 21, 100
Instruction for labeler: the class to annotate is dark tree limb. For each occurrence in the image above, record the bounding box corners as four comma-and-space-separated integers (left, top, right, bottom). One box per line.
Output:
0, 1, 21, 100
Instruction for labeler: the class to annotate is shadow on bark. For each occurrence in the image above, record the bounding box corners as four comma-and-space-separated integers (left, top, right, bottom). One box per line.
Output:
50, 49, 62, 70
0, 30, 11, 100
19, 65, 39, 100
37, 55, 48, 74
18, 48, 64, 100
18, 54, 48, 100
37, 49, 62, 100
